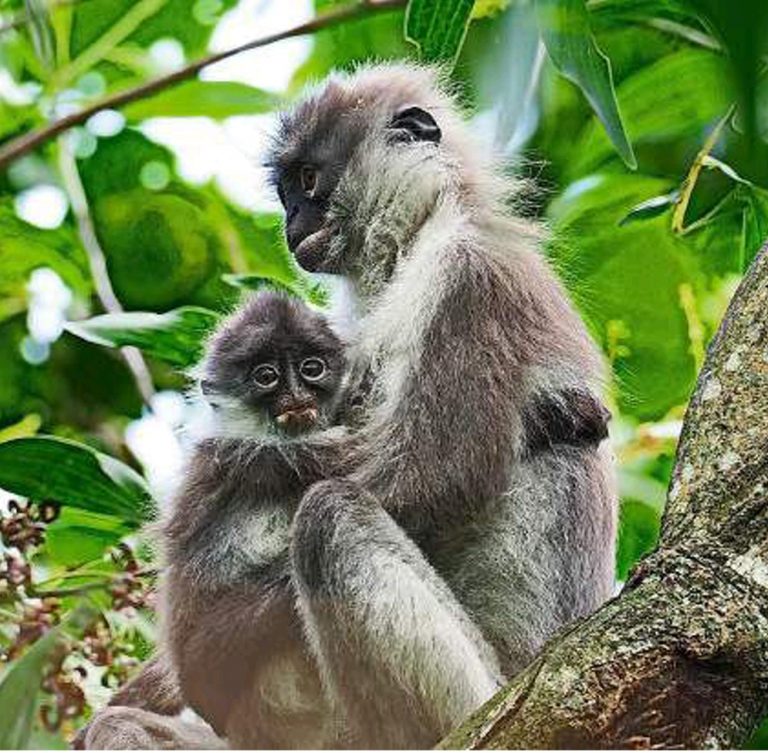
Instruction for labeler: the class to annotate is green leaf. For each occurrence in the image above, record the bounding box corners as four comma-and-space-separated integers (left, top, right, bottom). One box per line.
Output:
536, 0, 636, 168
570, 49, 730, 177
616, 498, 661, 581
65, 306, 220, 368
620, 190, 680, 226
0, 604, 97, 749
93, 189, 220, 310
549, 174, 702, 420
405, 0, 475, 63
746, 717, 768, 750
223, 274, 329, 308
457, 0, 542, 151
686, 185, 768, 274
46, 507, 132, 566
0, 628, 61, 748
123, 80, 283, 121
687, 0, 768, 144
0, 436, 153, 523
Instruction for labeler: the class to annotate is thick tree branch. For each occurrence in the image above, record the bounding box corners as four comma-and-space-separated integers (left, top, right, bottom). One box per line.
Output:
441, 243, 768, 749
0, 0, 406, 173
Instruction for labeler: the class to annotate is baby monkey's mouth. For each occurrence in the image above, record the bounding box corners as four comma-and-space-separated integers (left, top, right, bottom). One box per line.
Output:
275, 406, 319, 434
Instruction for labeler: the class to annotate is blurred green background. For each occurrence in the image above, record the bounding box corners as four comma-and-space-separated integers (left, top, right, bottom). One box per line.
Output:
0, 0, 766, 747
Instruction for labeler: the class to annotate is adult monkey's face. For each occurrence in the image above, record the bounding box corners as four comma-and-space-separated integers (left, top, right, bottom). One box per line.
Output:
266, 67, 444, 275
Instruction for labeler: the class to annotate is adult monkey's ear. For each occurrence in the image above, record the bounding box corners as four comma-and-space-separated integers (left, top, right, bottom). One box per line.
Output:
388, 106, 442, 144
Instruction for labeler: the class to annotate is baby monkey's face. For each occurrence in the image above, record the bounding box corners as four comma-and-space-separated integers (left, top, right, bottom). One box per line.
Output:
202, 293, 345, 436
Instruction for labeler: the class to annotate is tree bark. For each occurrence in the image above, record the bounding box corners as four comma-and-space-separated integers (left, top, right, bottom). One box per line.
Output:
440, 243, 768, 750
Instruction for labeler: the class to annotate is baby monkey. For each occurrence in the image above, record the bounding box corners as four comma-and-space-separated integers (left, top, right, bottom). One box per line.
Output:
199, 290, 346, 436
159, 291, 349, 747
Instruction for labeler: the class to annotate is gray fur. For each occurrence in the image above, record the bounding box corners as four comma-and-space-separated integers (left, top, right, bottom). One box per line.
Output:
76, 62, 616, 750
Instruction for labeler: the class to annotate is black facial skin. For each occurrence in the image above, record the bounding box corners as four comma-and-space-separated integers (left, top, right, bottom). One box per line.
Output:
202, 293, 345, 434
268, 103, 442, 272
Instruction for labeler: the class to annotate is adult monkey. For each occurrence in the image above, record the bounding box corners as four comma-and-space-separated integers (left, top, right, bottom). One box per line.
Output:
76, 63, 616, 750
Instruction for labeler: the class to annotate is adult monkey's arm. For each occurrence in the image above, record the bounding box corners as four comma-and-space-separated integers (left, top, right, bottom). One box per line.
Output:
441, 243, 768, 750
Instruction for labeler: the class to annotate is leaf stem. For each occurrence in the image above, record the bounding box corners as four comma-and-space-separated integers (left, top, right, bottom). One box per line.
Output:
57, 139, 156, 402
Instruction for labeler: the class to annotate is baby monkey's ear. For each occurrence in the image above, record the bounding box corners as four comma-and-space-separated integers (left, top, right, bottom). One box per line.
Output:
388, 106, 442, 144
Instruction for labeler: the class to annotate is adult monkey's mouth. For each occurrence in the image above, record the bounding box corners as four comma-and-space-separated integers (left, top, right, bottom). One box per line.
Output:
293, 225, 335, 272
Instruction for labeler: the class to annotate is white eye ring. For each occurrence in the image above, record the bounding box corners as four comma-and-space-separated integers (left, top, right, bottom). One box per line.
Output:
300, 357, 327, 382
253, 364, 279, 389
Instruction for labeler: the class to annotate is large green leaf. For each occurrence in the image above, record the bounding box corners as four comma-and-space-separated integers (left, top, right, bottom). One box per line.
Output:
457, 0, 542, 150
0, 604, 97, 749
549, 173, 703, 420
0, 436, 153, 523
405, 0, 475, 63
66, 306, 219, 368
536, 0, 635, 168
569, 49, 730, 177
688, 0, 768, 144
123, 81, 282, 121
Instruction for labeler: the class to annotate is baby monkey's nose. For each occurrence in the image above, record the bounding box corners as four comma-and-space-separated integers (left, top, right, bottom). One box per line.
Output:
276, 406, 319, 432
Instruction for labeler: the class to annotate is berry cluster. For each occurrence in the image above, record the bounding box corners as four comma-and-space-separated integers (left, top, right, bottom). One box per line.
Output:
0, 501, 154, 734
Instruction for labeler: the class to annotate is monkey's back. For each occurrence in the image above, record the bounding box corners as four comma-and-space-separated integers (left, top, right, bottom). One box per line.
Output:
353, 206, 617, 680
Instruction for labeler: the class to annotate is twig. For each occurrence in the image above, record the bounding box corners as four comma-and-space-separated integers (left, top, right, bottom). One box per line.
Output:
0, 0, 407, 172
671, 105, 735, 234
58, 139, 156, 402
31, 567, 158, 598
31, 580, 111, 598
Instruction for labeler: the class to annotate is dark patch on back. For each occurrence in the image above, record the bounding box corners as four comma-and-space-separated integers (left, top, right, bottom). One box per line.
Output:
524, 388, 611, 453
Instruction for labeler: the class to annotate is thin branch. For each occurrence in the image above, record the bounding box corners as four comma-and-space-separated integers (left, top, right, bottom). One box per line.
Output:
30, 568, 157, 598
0, 0, 407, 173
58, 138, 156, 402
30, 580, 111, 598
671, 105, 734, 233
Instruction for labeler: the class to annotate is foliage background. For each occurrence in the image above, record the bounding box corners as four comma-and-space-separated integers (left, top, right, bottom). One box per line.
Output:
0, 0, 766, 747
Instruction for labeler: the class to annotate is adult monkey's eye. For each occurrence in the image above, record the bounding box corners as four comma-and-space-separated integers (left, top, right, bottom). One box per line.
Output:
253, 364, 279, 389
300, 165, 318, 197
300, 357, 327, 382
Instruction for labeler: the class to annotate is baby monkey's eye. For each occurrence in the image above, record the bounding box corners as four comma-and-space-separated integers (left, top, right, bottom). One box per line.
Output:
253, 364, 279, 389
300, 165, 318, 197
300, 357, 327, 382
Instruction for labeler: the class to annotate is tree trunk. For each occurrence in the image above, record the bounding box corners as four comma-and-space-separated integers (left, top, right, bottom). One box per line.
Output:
440, 244, 768, 749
